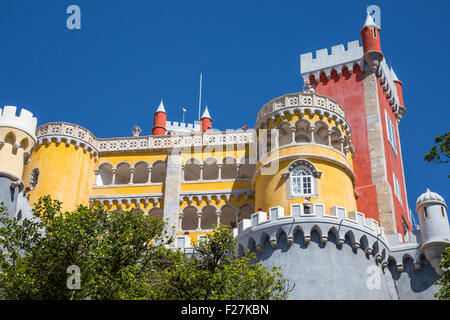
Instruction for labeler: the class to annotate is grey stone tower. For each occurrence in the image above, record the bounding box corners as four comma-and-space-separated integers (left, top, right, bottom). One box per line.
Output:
416, 189, 450, 276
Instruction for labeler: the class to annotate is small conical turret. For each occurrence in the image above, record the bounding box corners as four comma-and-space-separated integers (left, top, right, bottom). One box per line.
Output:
390, 66, 405, 108
200, 106, 212, 132
152, 99, 167, 136
360, 12, 383, 70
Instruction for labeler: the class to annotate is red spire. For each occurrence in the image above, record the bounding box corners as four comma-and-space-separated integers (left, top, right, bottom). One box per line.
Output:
152, 99, 167, 136
200, 106, 212, 132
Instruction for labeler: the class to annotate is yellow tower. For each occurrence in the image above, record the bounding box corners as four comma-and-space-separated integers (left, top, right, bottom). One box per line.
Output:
253, 88, 357, 216
23, 122, 98, 211
0, 106, 37, 217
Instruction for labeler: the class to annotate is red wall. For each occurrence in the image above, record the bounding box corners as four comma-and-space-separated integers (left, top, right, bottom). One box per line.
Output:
152, 112, 167, 136
376, 79, 410, 234
311, 66, 380, 221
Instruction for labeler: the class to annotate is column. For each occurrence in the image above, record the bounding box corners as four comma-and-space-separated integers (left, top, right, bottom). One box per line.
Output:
93, 169, 99, 185
199, 164, 204, 181
181, 165, 186, 181
309, 125, 315, 143
197, 212, 202, 230
338, 137, 345, 152
290, 126, 296, 144
129, 168, 135, 184
147, 167, 152, 183
217, 211, 221, 225
217, 164, 222, 180
112, 169, 117, 185
179, 213, 184, 231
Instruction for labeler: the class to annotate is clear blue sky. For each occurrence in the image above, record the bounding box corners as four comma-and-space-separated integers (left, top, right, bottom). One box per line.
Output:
0, 0, 448, 223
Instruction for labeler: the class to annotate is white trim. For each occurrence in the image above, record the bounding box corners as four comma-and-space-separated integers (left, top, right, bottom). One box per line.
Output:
385, 110, 397, 155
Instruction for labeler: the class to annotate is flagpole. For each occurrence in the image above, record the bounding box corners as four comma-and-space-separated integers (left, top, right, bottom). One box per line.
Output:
198, 72, 202, 121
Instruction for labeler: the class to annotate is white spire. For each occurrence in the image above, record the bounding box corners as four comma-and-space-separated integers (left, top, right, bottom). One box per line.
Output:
201, 105, 211, 119
362, 12, 380, 30
156, 98, 166, 113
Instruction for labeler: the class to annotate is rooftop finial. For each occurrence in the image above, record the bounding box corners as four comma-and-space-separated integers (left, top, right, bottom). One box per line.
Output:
362, 11, 380, 30
156, 98, 166, 113
201, 105, 211, 119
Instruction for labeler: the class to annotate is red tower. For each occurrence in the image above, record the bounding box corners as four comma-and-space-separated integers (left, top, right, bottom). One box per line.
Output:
152, 99, 167, 136
200, 106, 212, 132
360, 13, 383, 70
300, 11, 410, 237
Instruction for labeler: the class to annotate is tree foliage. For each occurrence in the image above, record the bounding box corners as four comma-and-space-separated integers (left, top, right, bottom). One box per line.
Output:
0, 196, 291, 300
435, 247, 450, 300
424, 131, 450, 177
150, 224, 293, 300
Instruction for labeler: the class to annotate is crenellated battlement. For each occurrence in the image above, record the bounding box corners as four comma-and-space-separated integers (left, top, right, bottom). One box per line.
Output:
0, 106, 38, 141
237, 204, 388, 252
300, 40, 364, 81
173, 203, 433, 275
166, 121, 201, 134
35, 122, 99, 159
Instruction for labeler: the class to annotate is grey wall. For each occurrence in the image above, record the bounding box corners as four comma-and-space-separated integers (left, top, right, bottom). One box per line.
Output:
249, 230, 440, 300
388, 259, 440, 300
0, 175, 18, 219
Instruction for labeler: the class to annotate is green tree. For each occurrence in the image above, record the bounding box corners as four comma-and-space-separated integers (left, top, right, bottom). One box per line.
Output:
435, 247, 450, 300
149, 224, 293, 300
424, 131, 450, 177
0, 196, 292, 300
0, 196, 172, 299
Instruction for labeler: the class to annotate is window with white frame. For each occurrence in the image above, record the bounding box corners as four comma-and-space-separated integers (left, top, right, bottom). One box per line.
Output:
393, 173, 402, 204
385, 110, 397, 155
291, 166, 313, 196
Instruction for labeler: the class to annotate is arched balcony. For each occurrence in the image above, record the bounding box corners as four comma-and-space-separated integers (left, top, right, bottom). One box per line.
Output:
202, 157, 219, 180
180, 202, 255, 231
133, 161, 149, 184
261, 117, 352, 157
94, 160, 167, 187
221, 156, 238, 179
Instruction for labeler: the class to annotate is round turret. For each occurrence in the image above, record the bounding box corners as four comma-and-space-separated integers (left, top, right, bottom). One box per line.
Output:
24, 122, 98, 212
0, 106, 37, 217
152, 99, 167, 136
416, 188, 450, 276
200, 106, 212, 132
360, 13, 383, 70
253, 90, 356, 217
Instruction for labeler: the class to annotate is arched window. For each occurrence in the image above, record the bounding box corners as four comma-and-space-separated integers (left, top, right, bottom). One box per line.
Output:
29, 168, 40, 190
291, 166, 313, 196
96, 163, 113, 186
285, 159, 321, 199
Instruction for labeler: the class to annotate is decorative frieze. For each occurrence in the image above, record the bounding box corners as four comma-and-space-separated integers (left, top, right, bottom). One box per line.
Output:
36, 122, 256, 155
256, 92, 349, 132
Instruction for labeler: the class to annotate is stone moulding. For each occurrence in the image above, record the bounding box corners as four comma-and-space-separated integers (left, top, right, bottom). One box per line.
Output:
256, 92, 350, 132
89, 193, 163, 207
36, 122, 98, 159
35, 122, 257, 155
179, 189, 254, 205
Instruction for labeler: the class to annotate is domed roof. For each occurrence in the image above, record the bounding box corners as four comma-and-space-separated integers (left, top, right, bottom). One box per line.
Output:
416, 188, 446, 206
